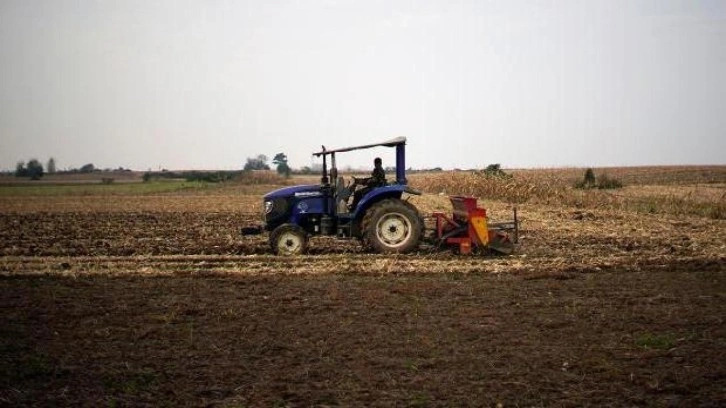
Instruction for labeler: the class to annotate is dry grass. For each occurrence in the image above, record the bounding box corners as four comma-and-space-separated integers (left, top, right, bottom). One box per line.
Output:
235, 170, 291, 185
409, 166, 726, 219
410, 171, 563, 203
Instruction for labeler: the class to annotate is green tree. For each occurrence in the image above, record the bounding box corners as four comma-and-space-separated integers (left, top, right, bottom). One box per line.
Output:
272, 152, 291, 177
15, 161, 27, 177
80, 163, 95, 173
26, 159, 44, 180
47, 157, 56, 174
244, 155, 270, 171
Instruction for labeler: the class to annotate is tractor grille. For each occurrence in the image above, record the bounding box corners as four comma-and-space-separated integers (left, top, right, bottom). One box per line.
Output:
264, 197, 290, 227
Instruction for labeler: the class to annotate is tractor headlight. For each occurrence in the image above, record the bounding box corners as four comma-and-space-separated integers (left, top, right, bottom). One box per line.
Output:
264, 200, 273, 214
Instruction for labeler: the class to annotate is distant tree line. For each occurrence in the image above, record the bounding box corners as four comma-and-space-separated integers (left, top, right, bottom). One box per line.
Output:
14, 151, 497, 182
12, 157, 132, 180
59, 163, 98, 174
15, 159, 45, 180
142, 170, 243, 183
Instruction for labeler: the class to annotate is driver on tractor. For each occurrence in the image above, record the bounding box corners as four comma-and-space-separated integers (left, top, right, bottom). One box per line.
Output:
351, 157, 386, 209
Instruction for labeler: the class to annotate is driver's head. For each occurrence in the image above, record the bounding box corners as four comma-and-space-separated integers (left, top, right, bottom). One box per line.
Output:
374, 157, 382, 167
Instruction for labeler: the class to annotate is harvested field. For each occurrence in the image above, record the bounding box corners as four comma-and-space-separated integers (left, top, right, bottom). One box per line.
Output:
1, 167, 725, 406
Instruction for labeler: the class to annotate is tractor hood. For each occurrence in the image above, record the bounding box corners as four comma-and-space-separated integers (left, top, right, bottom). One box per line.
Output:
264, 184, 322, 200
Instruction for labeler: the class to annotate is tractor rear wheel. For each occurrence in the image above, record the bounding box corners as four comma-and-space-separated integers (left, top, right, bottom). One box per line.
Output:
270, 224, 308, 255
362, 199, 423, 254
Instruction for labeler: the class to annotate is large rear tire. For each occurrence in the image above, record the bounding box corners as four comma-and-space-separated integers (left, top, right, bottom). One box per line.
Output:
362, 199, 423, 254
270, 224, 308, 255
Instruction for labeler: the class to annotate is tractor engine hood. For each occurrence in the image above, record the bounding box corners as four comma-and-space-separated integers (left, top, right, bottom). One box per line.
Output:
264, 184, 322, 200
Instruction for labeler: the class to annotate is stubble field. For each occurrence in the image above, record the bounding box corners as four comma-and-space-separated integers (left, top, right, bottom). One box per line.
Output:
1, 167, 725, 406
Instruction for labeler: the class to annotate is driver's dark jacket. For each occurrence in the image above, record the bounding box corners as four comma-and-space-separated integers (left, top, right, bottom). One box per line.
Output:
369, 166, 386, 187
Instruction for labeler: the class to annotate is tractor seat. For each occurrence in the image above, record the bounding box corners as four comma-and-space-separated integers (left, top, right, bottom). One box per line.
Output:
336, 177, 352, 213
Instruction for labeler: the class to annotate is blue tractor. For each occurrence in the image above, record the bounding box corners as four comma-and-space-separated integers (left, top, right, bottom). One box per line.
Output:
244, 137, 424, 255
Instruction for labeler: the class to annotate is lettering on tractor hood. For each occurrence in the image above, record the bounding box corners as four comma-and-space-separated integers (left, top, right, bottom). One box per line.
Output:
264, 184, 319, 199
294, 191, 322, 198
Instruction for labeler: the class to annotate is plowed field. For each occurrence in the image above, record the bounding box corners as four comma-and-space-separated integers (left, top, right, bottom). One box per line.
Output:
1, 170, 725, 406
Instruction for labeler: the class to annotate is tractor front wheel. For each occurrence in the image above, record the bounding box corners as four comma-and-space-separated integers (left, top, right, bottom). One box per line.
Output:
270, 224, 308, 255
362, 199, 423, 254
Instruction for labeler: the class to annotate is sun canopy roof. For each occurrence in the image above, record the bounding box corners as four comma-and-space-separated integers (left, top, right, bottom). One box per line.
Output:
313, 136, 406, 156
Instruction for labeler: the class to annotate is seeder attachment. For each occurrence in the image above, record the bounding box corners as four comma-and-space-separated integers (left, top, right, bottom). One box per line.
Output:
432, 196, 518, 255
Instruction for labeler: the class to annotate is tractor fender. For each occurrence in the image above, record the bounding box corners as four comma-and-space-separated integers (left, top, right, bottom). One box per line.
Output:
353, 185, 412, 220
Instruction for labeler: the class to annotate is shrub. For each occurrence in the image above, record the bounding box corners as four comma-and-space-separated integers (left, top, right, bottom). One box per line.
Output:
481, 163, 512, 178
596, 173, 623, 189
576, 168, 596, 189
576, 168, 623, 190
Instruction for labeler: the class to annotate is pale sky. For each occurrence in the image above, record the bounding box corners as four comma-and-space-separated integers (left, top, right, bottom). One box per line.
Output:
1, 0, 724, 171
